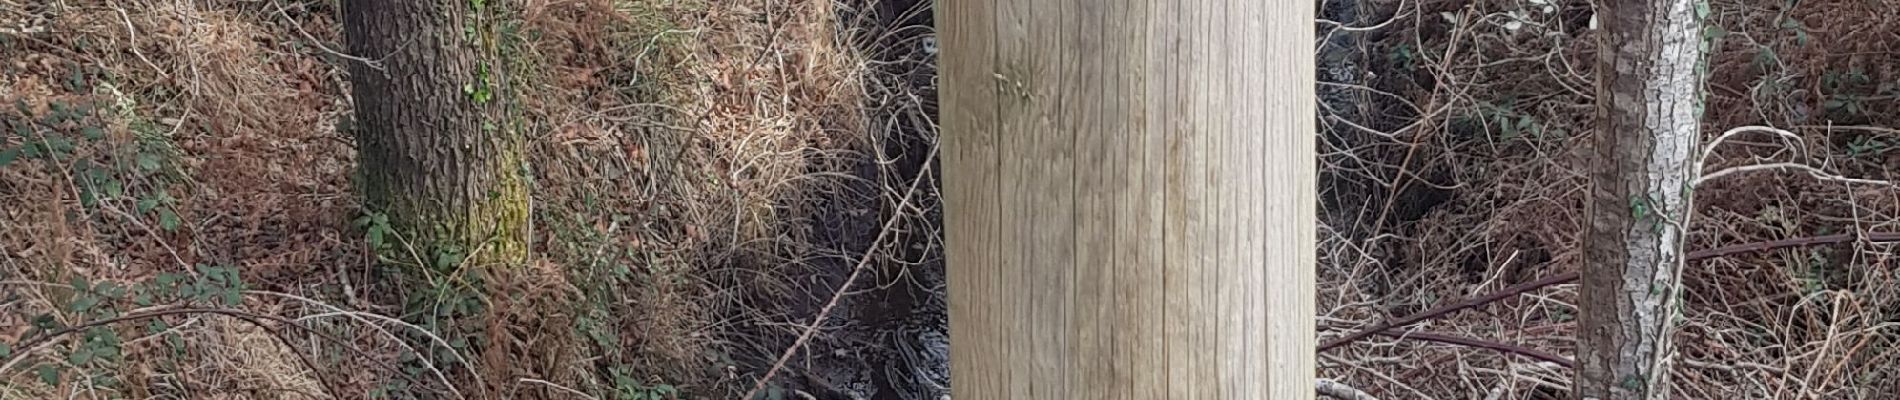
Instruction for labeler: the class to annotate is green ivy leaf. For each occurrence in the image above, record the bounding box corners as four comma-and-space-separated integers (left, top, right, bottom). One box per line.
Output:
0, 147, 21, 167
71, 276, 92, 293
78, 187, 98, 208
81, 126, 104, 140
157, 207, 181, 231
137, 152, 162, 172
0, 341, 11, 359
70, 295, 98, 313
69, 345, 94, 365
36, 364, 60, 386
178, 281, 201, 301
32, 314, 60, 331
201, 264, 225, 283
98, 281, 125, 299
43, 133, 74, 154
435, 251, 463, 270
368, 225, 386, 248
47, 102, 68, 123
66, 65, 86, 91
103, 178, 124, 199
155, 272, 181, 287
99, 343, 121, 361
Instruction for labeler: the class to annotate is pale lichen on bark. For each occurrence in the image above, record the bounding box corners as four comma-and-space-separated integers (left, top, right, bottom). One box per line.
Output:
1581, 0, 1704, 398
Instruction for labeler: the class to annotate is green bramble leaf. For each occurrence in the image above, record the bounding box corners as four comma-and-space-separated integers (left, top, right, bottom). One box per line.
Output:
157, 207, 181, 231
69, 345, 94, 365
37, 364, 60, 386
137, 152, 162, 172
0, 147, 20, 167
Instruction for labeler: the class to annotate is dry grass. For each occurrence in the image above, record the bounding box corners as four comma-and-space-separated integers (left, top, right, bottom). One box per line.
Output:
2, 0, 881, 398
1319, 0, 1900, 398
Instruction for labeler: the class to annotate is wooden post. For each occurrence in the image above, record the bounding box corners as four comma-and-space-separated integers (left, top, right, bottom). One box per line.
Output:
941, 0, 1315, 397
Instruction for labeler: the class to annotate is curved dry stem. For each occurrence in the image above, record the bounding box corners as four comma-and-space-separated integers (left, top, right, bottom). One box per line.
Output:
249, 290, 477, 400
1695, 162, 1896, 188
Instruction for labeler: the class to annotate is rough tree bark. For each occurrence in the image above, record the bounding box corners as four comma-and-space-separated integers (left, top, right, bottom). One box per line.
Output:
1578, 0, 1704, 398
342, 0, 529, 269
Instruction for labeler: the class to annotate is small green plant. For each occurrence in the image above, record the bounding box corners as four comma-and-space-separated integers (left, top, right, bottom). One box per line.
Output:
1820, 69, 1877, 117
610, 366, 680, 400
1387, 43, 1416, 73
357, 211, 397, 251
1846, 135, 1894, 159
1455, 100, 1548, 144
0, 100, 83, 167
1801, 247, 1830, 294
1751, 45, 1781, 72
370, 378, 416, 400
1, 265, 247, 391
1780, 15, 1811, 46
2, 93, 187, 232
1549, 306, 1574, 323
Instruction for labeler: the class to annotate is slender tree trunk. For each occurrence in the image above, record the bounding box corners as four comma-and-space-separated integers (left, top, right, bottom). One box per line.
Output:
342, 0, 529, 269
1578, 0, 1704, 398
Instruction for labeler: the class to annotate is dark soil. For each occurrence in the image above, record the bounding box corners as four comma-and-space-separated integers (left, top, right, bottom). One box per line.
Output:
769, 0, 946, 398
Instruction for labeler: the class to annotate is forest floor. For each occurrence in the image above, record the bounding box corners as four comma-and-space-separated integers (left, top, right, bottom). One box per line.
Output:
0, 0, 939, 399
4, 0, 1899, 399
1318, 0, 1900, 398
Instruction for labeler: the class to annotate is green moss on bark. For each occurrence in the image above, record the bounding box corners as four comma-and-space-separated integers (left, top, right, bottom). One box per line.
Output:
345, 0, 530, 272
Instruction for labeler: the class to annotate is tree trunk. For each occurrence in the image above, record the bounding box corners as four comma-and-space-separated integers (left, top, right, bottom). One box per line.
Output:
942, 0, 1315, 398
1577, 0, 1704, 398
342, 0, 529, 270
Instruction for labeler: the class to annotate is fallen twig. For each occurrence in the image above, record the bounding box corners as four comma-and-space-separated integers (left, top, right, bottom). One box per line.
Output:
1317, 378, 1383, 400
1375, 330, 1573, 368
740, 143, 939, 400
1319, 272, 1576, 352
1320, 231, 1900, 354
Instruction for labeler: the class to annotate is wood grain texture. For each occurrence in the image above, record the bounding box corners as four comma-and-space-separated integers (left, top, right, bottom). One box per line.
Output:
942, 0, 1315, 398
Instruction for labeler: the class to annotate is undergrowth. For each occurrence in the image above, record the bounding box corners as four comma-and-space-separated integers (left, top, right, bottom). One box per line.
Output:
1318, 0, 1900, 397
3, 0, 877, 398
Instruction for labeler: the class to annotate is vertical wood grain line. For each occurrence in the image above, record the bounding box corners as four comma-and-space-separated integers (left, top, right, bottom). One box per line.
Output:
946, 1, 1314, 397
